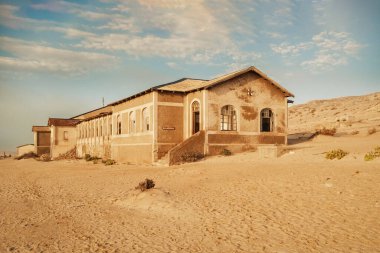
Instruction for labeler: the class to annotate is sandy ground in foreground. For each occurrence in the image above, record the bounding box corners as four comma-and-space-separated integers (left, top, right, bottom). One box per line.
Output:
0, 133, 379, 253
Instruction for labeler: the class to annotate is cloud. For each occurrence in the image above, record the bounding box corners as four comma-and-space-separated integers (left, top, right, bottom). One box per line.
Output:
0, 37, 118, 75
271, 42, 312, 56
263, 0, 295, 27
264, 31, 286, 39
312, 0, 331, 26
271, 31, 364, 72
2, 1, 262, 70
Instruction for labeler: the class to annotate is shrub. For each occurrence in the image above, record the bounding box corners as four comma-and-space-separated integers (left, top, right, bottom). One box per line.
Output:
364, 146, 380, 161
135, 178, 155, 192
84, 154, 100, 162
220, 149, 232, 156
84, 154, 92, 161
368, 128, 376, 135
325, 149, 349, 160
40, 154, 51, 162
317, 127, 337, 136
103, 159, 116, 166
350, 130, 359, 135
15, 152, 38, 160
181, 152, 204, 163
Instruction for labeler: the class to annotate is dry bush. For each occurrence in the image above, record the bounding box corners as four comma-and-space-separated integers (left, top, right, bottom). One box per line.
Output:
317, 127, 337, 136
368, 128, 376, 135
40, 154, 51, 162
220, 149, 232, 156
325, 149, 349, 160
364, 146, 380, 161
181, 152, 204, 163
103, 159, 116, 166
84, 154, 100, 162
135, 178, 155, 192
350, 130, 359, 135
15, 152, 38, 160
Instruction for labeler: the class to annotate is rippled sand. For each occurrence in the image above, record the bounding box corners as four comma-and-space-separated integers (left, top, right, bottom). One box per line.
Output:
0, 133, 379, 252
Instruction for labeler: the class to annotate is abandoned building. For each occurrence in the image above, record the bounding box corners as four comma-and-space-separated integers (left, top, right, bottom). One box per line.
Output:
32, 66, 294, 165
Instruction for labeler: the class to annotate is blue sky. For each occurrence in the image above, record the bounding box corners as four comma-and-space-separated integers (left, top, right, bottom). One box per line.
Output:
0, 0, 379, 151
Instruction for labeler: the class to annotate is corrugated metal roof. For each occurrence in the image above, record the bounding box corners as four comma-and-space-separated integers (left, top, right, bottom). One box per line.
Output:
108, 66, 294, 106
48, 118, 81, 127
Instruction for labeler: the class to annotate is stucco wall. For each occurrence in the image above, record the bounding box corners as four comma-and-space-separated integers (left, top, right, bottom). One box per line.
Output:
111, 93, 154, 163
17, 145, 34, 157
51, 126, 77, 158
206, 71, 288, 153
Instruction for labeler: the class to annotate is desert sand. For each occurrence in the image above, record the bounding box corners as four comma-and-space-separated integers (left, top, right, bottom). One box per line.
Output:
1, 93, 380, 253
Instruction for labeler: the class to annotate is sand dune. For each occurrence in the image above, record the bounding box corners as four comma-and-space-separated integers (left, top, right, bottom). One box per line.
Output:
289, 92, 380, 134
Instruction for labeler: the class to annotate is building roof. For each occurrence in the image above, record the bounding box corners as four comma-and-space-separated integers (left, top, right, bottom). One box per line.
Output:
79, 112, 112, 123
32, 126, 51, 132
48, 118, 81, 127
70, 105, 112, 120
108, 66, 294, 106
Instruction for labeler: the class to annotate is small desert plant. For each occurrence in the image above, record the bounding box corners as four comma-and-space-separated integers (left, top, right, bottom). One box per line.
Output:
40, 154, 51, 162
325, 149, 349, 160
220, 149, 232, 156
103, 159, 116, 166
135, 178, 155, 192
181, 152, 204, 162
364, 146, 380, 161
84, 154, 100, 162
84, 154, 92, 161
368, 128, 377, 135
317, 127, 337, 136
350, 130, 359, 135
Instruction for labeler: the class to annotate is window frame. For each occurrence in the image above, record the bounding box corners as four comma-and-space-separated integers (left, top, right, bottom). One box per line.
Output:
220, 105, 237, 131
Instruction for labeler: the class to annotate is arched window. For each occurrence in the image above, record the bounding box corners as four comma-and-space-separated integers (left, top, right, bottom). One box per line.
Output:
261, 108, 273, 132
220, 105, 237, 131
117, 115, 122, 135
191, 101, 200, 134
129, 111, 136, 133
142, 108, 150, 132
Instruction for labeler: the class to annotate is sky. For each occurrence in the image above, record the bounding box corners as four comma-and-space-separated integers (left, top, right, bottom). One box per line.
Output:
0, 0, 379, 152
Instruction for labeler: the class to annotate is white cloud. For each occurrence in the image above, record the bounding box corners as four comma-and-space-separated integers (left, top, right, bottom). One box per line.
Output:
264, 31, 286, 39
271, 42, 312, 56
271, 31, 364, 73
0, 37, 118, 75
1, 1, 262, 70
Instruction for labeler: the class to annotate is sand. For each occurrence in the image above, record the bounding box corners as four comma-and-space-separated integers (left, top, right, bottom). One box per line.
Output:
1, 92, 380, 252
289, 92, 380, 134
1, 131, 379, 253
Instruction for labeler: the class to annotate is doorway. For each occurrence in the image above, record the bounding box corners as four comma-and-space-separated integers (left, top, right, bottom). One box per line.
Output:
191, 101, 200, 135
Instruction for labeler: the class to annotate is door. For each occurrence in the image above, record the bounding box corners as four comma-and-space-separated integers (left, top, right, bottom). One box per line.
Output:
193, 111, 200, 134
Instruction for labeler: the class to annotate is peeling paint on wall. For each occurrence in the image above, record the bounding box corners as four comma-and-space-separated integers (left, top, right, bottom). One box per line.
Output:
241, 106, 258, 121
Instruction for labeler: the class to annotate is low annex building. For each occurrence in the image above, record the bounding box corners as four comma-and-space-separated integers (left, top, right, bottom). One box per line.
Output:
32, 66, 294, 164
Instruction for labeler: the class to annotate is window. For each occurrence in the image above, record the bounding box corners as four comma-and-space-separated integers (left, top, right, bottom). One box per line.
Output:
129, 111, 136, 133
261, 108, 273, 132
117, 115, 122, 135
100, 125, 103, 136
63, 131, 68, 140
109, 123, 112, 136
142, 108, 150, 131
220, 105, 237, 131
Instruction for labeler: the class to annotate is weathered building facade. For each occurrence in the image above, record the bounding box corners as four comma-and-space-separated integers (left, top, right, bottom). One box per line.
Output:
32, 66, 294, 164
